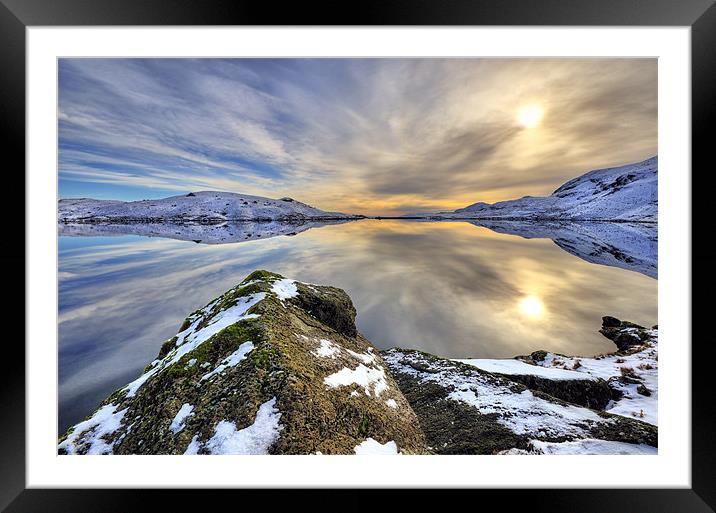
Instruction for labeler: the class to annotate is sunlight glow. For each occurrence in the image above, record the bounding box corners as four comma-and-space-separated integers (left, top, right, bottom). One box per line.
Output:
517, 104, 544, 128
518, 295, 545, 318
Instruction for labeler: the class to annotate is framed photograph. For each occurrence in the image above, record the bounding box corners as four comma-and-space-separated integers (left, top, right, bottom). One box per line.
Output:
5, 0, 712, 510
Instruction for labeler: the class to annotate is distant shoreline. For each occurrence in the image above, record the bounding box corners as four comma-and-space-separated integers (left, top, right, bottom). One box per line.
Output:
58, 216, 657, 224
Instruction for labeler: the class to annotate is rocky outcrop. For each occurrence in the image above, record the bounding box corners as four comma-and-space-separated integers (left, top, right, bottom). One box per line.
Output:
383, 316, 658, 454
58, 270, 426, 455
453, 317, 658, 426
511, 317, 659, 426
383, 347, 657, 455
598, 316, 653, 350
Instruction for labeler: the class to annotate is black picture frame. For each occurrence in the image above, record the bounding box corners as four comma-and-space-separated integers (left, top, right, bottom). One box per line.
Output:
3, 0, 712, 511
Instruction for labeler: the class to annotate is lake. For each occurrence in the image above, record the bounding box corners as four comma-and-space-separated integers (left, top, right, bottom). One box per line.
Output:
58, 219, 657, 433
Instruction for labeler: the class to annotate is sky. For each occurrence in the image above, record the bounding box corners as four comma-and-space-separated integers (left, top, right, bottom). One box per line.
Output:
58, 58, 657, 216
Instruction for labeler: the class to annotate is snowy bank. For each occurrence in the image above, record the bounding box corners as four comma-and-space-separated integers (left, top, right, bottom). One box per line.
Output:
384, 338, 657, 455
383, 316, 658, 455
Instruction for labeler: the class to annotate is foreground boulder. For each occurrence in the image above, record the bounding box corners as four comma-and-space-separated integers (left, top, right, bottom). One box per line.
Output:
59, 270, 426, 455
383, 347, 657, 455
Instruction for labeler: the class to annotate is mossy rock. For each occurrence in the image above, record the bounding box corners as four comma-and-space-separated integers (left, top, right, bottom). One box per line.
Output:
59, 270, 426, 455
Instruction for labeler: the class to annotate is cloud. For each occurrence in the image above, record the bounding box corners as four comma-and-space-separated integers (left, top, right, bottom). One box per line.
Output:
59, 58, 657, 215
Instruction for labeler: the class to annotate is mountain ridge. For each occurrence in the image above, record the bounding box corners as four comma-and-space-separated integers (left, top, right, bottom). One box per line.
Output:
58, 191, 362, 223
413, 156, 657, 223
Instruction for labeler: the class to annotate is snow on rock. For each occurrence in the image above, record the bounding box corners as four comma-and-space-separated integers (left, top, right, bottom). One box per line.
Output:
324, 364, 389, 397
183, 435, 202, 455
447, 387, 601, 439
354, 438, 400, 455
309, 337, 341, 358
58, 191, 361, 224
457, 318, 658, 427
201, 398, 283, 455
517, 320, 658, 426
169, 404, 195, 434
199, 342, 255, 382
383, 345, 657, 455
346, 348, 377, 365
529, 439, 657, 455
386, 350, 602, 441
414, 156, 657, 223
271, 279, 298, 301
455, 358, 594, 381
58, 404, 128, 455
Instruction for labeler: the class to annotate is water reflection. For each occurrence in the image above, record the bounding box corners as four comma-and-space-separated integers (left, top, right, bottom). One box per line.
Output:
58, 220, 657, 432
469, 220, 657, 279
518, 295, 545, 319
58, 219, 350, 244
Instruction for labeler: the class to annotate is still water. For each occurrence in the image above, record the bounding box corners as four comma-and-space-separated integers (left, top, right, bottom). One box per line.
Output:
58, 220, 657, 432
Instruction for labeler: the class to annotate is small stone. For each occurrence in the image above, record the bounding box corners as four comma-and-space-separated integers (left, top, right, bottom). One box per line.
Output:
602, 316, 622, 327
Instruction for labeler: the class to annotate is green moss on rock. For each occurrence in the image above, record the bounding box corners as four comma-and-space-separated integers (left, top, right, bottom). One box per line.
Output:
60, 270, 426, 455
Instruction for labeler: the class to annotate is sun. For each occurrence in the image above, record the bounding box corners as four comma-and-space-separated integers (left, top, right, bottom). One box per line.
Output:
518, 295, 545, 319
517, 104, 544, 128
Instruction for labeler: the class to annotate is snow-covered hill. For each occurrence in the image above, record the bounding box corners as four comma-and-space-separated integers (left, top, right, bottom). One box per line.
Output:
416, 156, 657, 222
58, 191, 361, 223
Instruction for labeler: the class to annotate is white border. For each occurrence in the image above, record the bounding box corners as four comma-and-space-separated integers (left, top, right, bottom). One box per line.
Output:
27, 27, 691, 488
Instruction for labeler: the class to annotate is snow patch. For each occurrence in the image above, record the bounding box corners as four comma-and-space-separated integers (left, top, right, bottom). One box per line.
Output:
457, 358, 595, 381
354, 438, 399, 455
169, 403, 194, 434
384, 350, 608, 441
346, 348, 376, 365
448, 387, 602, 438
58, 404, 128, 455
199, 341, 255, 382
203, 397, 282, 455
531, 439, 657, 455
324, 364, 389, 397
271, 279, 298, 301
311, 338, 341, 358
184, 435, 201, 455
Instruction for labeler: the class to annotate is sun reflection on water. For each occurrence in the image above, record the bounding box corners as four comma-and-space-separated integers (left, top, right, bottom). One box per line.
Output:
518, 295, 545, 319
